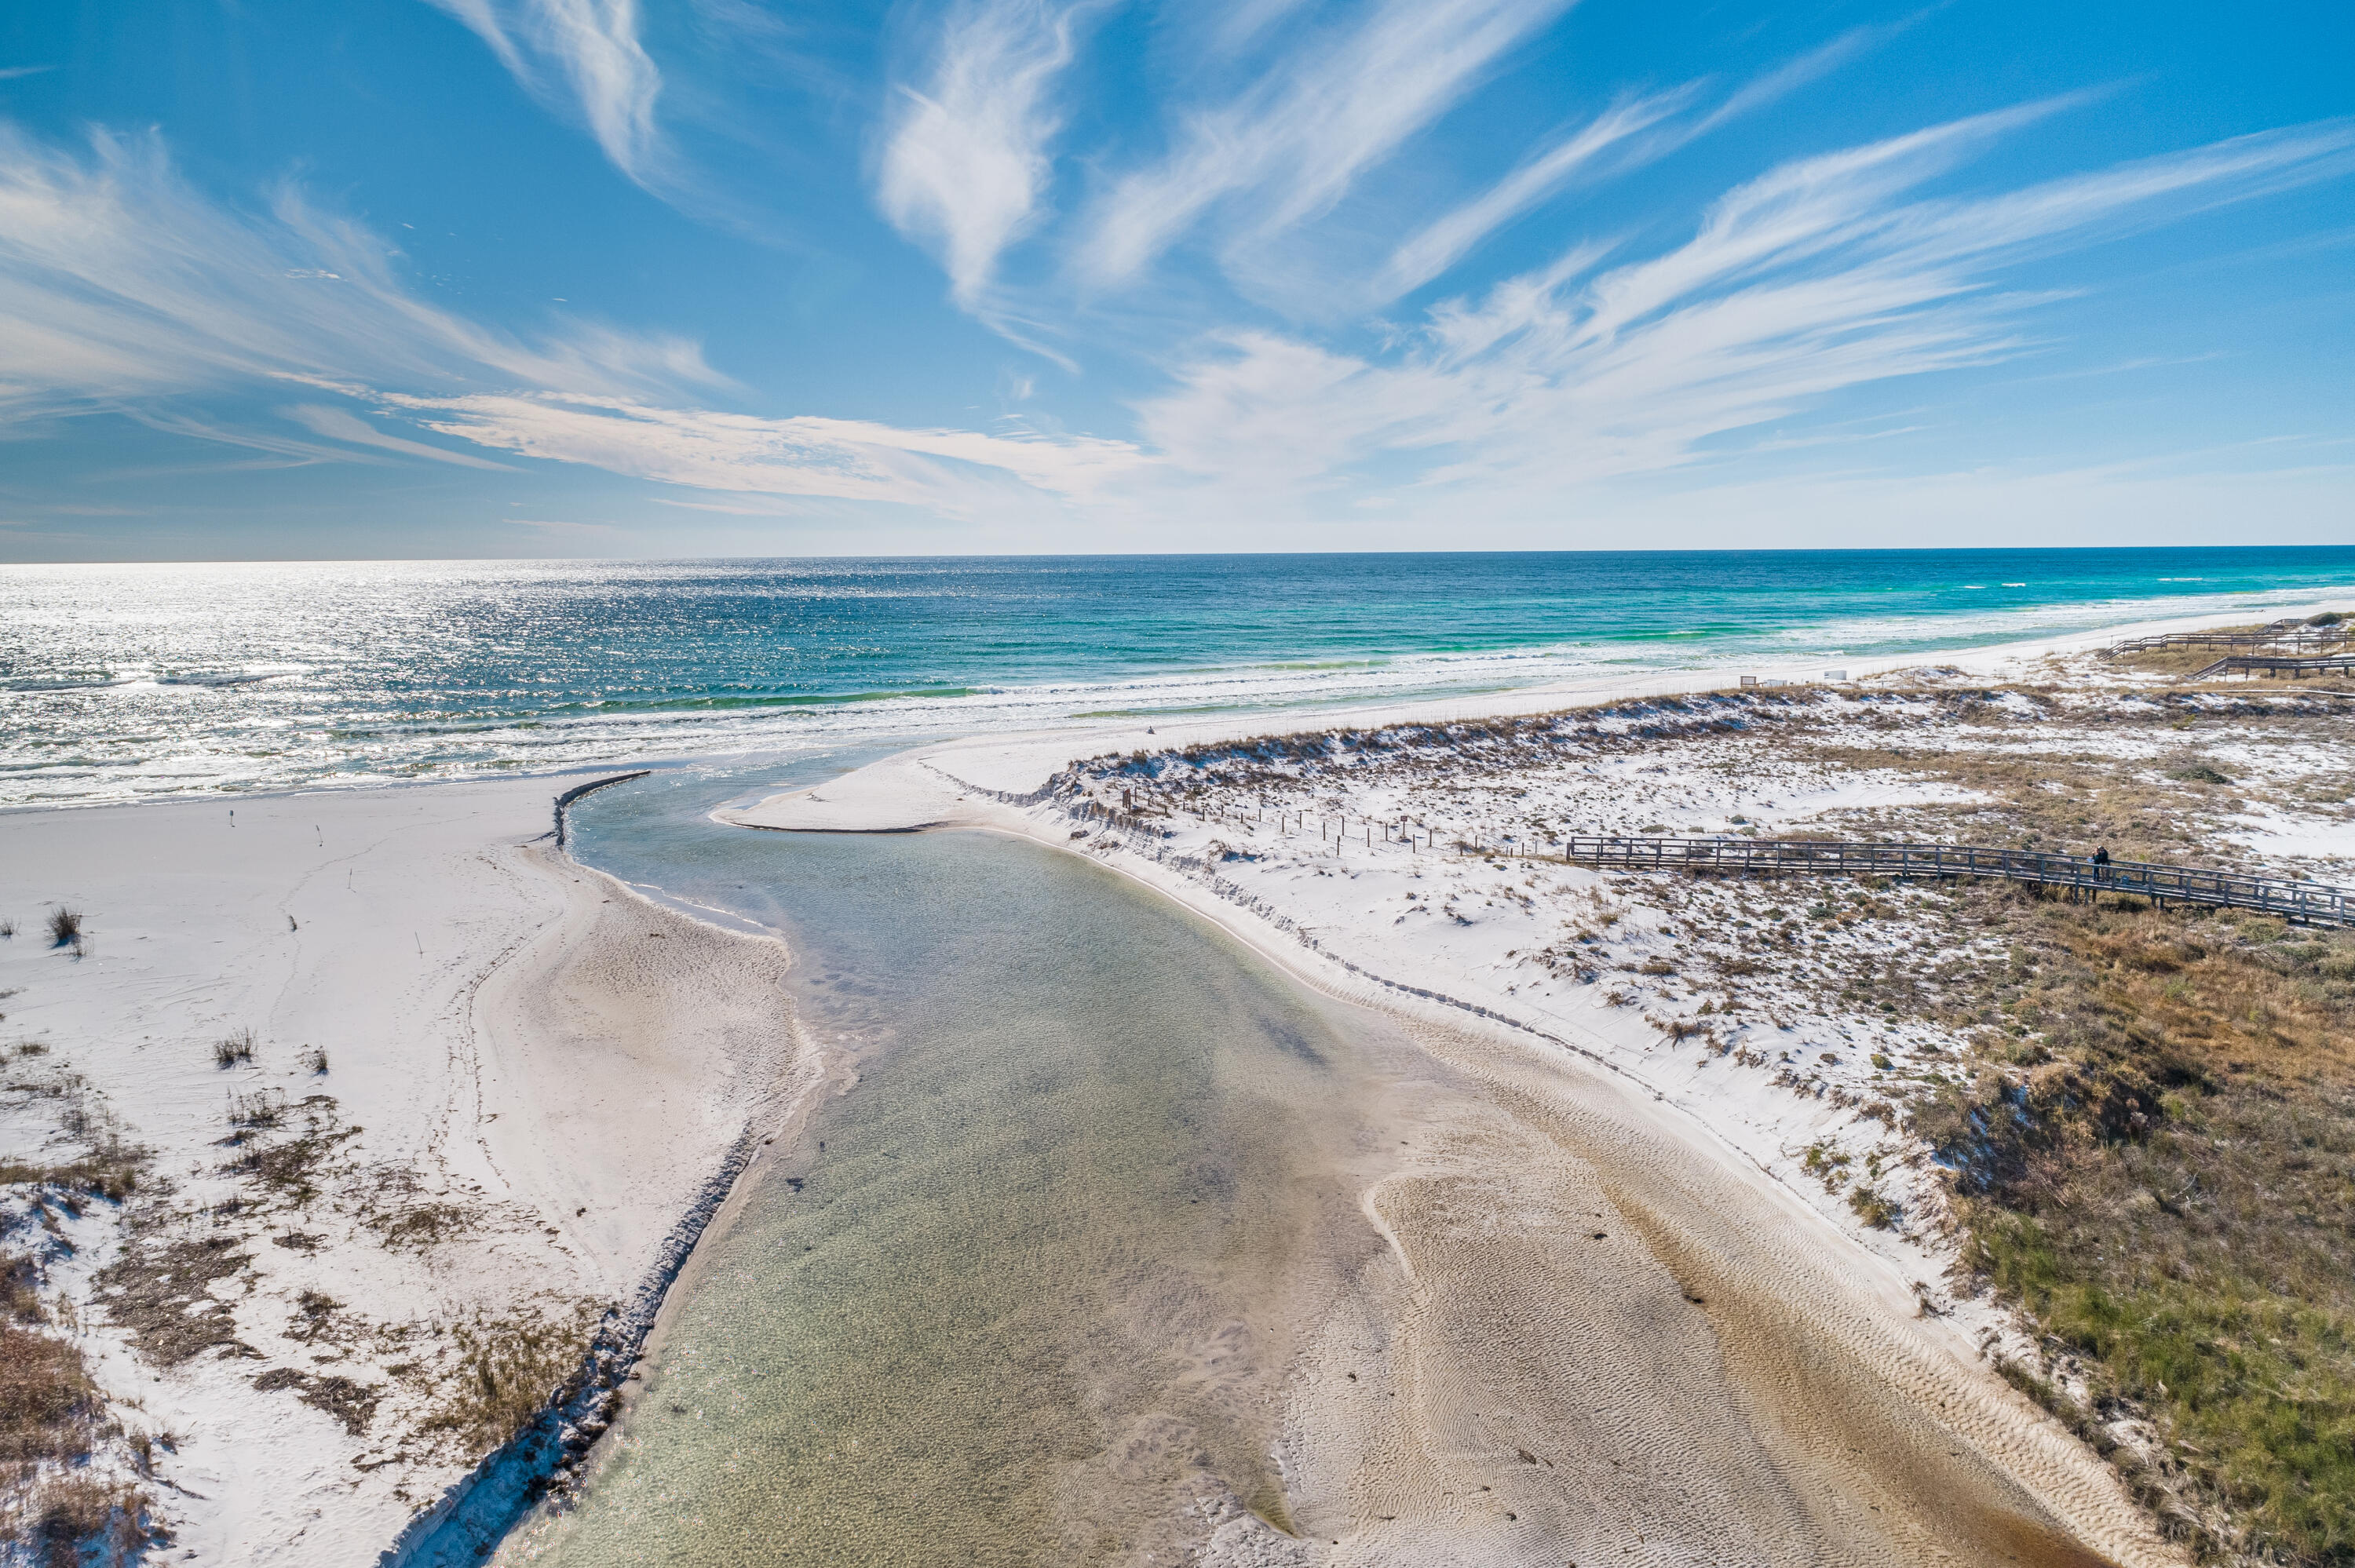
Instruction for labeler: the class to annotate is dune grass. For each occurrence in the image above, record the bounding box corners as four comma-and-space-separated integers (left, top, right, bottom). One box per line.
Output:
3, 1163, 157, 1563
421, 1300, 601, 1453
1911, 890, 2355, 1563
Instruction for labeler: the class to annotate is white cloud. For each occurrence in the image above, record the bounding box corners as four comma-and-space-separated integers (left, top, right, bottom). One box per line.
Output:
382, 391, 1156, 512
281, 404, 519, 469
1137, 114, 2355, 504
123, 409, 404, 469
1375, 21, 1927, 302
1076, 0, 1572, 289
1377, 89, 1688, 300
0, 120, 1155, 513
421, 0, 663, 183
0, 123, 724, 417
876, 0, 1089, 308
1692, 16, 1924, 137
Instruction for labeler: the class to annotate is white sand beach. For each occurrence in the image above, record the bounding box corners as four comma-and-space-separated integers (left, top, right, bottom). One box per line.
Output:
0, 779, 805, 1564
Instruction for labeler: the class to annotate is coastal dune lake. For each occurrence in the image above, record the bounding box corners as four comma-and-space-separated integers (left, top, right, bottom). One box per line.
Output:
511, 773, 2141, 1566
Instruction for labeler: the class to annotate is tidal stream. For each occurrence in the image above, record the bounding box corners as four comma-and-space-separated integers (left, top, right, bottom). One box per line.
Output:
488, 764, 2139, 1568
499, 768, 1422, 1564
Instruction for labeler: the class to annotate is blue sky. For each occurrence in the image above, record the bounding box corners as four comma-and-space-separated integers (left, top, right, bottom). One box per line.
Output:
1, 0, 2350, 560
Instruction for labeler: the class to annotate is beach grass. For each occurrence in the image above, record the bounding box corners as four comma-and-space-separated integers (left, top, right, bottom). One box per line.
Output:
421, 1300, 601, 1453
1911, 888, 2355, 1563
212, 1028, 256, 1069
3, 1151, 158, 1563
1805, 691, 2355, 1560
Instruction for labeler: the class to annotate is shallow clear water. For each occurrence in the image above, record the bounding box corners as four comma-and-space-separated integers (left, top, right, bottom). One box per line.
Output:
5, 548, 2350, 805
504, 773, 1411, 1564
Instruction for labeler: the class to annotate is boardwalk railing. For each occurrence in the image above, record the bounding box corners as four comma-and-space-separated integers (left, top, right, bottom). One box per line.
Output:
2190, 653, 2355, 681
1557, 835, 2353, 926
2105, 620, 2348, 657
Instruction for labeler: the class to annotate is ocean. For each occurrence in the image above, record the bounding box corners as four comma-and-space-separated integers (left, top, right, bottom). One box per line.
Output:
3, 547, 2350, 808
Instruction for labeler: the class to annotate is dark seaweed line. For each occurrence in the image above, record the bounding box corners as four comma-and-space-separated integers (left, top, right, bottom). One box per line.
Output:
551, 770, 652, 848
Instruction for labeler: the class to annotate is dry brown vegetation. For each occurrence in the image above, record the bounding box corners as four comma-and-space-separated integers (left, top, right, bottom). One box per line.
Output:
1900, 887, 2355, 1564
0, 1323, 96, 1468
251, 1366, 382, 1437
94, 1232, 257, 1366
0, 1140, 144, 1205
1775, 687, 2355, 1566
211, 1027, 255, 1069
419, 1300, 602, 1453
2, 1473, 152, 1567
228, 1092, 357, 1206
3, 1150, 160, 1563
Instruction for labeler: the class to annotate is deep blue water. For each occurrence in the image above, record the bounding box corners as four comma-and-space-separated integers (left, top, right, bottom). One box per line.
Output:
2, 547, 2349, 805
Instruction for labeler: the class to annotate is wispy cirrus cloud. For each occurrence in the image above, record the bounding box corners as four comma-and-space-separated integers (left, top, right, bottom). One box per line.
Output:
385, 391, 1153, 512
281, 404, 520, 469
1375, 20, 1925, 303
876, 0, 1093, 309
1692, 14, 1929, 137
422, 0, 663, 183
0, 119, 1148, 514
0, 123, 721, 417
1375, 89, 1690, 301
1135, 114, 2355, 505
1075, 0, 1573, 290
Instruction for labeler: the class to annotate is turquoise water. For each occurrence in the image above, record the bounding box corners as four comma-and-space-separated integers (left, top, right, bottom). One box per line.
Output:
2, 548, 2350, 805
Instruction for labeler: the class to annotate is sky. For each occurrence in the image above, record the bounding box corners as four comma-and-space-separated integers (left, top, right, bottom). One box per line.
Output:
0, 0, 2350, 560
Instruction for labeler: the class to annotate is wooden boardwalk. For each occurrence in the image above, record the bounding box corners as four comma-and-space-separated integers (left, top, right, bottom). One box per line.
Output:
2190, 653, 2355, 681
2105, 620, 2348, 658
1556, 834, 2353, 926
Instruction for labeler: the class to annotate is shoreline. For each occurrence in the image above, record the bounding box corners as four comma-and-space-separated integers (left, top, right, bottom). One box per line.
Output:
796, 816, 2182, 1564
3, 587, 2345, 820
3, 587, 2346, 1563
718, 590, 2355, 833
706, 600, 2355, 1559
